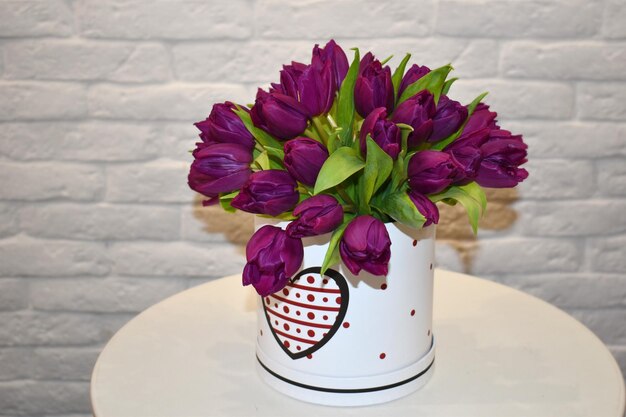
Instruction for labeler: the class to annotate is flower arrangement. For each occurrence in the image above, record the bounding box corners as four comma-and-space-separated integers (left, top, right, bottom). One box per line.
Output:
188, 40, 528, 297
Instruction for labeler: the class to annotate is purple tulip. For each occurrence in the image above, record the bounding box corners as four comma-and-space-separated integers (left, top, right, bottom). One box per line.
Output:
339, 215, 391, 276
283, 137, 329, 186
286, 194, 344, 238
250, 89, 309, 140
463, 103, 498, 135
407, 150, 461, 195
271, 60, 335, 117
194, 102, 255, 149
231, 170, 299, 216
408, 191, 440, 227
445, 144, 483, 185
243, 225, 304, 296
429, 95, 468, 143
312, 39, 349, 87
188, 143, 252, 200
398, 64, 431, 97
360, 107, 402, 159
475, 130, 529, 188
354, 56, 394, 117
392, 90, 436, 148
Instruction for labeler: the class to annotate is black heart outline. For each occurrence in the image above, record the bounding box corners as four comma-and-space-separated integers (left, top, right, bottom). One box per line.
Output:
262, 267, 350, 360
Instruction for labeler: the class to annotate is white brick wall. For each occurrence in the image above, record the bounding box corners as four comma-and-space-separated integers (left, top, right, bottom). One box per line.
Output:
0, 0, 625, 415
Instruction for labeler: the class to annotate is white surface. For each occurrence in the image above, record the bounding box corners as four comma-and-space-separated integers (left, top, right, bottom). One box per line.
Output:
254, 221, 435, 406
91, 271, 626, 417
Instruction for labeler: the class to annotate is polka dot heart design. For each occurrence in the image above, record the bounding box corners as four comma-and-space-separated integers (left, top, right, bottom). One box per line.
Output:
262, 267, 350, 360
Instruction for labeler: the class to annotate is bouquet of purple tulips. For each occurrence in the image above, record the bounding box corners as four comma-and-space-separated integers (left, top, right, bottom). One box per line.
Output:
188, 40, 528, 296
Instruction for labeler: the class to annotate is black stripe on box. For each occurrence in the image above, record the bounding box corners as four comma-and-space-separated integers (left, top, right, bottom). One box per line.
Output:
256, 355, 435, 394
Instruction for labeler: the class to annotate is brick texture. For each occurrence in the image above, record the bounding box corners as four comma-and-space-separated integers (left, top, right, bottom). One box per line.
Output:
1, 1, 625, 415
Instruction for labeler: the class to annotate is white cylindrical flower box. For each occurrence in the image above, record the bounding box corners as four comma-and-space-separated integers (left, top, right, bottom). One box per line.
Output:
254, 218, 436, 407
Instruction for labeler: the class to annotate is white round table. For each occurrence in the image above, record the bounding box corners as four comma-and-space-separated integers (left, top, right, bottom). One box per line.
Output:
91, 270, 625, 417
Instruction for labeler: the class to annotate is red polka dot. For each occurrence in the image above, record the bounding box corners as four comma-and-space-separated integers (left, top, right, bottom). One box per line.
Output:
297, 346, 301, 351
283, 323, 290, 331
343, 322, 350, 328
283, 305, 290, 314
296, 293, 301, 298
412, 239, 417, 247
284, 340, 290, 348
274, 303, 278, 308
307, 294, 315, 302
283, 288, 289, 296
274, 320, 278, 325
307, 354, 313, 359
379, 353, 386, 359
323, 315, 328, 320
296, 310, 301, 316
410, 309, 416, 316
307, 276, 315, 284
307, 312, 315, 320
381, 283, 387, 290
323, 297, 328, 302
296, 328, 301, 333
265, 298, 270, 305
336, 297, 342, 304
323, 332, 327, 336
307, 330, 315, 337
322, 278, 328, 284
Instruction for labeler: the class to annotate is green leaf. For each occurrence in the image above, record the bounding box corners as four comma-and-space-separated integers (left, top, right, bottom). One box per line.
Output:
320, 216, 353, 276
232, 106, 284, 157
431, 91, 489, 151
314, 146, 365, 195
391, 53, 411, 98
429, 182, 487, 234
460, 181, 487, 213
360, 136, 393, 208
374, 191, 426, 229
336, 48, 360, 146
219, 191, 239, 213
397, 64, 453, 106
380, 55, 393, 65
396, 123, 413, 158
442, 77, 458, 96
254, 150, 270, 170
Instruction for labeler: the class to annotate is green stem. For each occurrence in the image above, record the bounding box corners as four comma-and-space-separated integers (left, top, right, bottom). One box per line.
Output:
304, 127, 321, 142
312, 117, 329, 145
336, 187, 356, 209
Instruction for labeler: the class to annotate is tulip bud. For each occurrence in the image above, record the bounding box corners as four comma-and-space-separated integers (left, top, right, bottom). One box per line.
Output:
339, 215, 391, 276
243, 225, 304, 296
408, 191, 440, 227
475, 130, 529, 188
231, 170, 299, 216
188, 143, 252, 200
360, 107, 402, 159
398, 64, 431, 97
272, 61, 336, 117
283, 137, 329, 186
312, 39, 349, 87
463, 103, 498, 135
445, 144, 483, 185
407, 150, 461, 195
286, 194, 344, 238
354, 57, 394, 117
429, 95, 468, 143
392, 90, 436, 148
194, 102, 255, 149
250, 89, 309, 140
